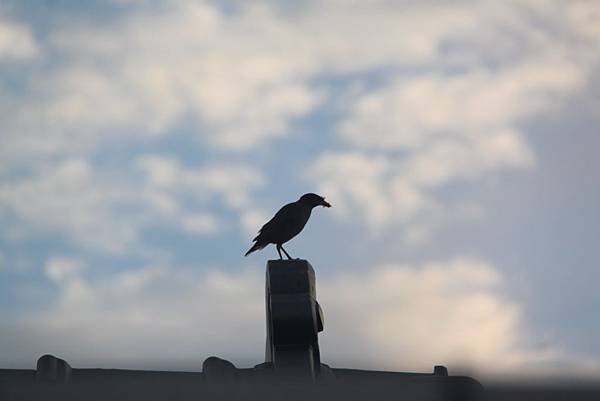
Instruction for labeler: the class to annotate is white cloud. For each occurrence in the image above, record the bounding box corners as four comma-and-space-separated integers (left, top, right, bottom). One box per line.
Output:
308, 1, 594, 235
0, 156, 263, 253
405, 129, 535, 188
318, 256, 600, 378
310, 153, 401, 228
180, 213, 220, 235
3, 0, 594, 171
5, 263, 266, 367
3, 257, 598, 378
319, 259, 524, 374
310, 144, 513, 234
135, 154, 264, 211
1, 1, 596, 241
339, 60, 582, 151
565, 1, 600, 53
45, 257, 83, 284
0, 158, 139, 253
0, 1, 324, 171
0, 18, 38, 60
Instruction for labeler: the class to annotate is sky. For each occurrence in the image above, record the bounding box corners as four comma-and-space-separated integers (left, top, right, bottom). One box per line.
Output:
1, 0, 599, 381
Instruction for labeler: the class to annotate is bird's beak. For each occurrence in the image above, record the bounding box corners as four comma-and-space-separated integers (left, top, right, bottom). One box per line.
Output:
321, 199, 331, 208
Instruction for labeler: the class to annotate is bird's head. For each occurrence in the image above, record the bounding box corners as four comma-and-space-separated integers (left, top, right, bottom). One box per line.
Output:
299, 193, 331, 208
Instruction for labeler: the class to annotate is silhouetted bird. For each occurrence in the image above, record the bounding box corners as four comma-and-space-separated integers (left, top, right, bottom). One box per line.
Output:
245, 193, 331, 259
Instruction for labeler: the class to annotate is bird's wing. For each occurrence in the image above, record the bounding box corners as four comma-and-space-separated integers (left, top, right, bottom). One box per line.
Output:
258, 202, 309, 244
254, 203, 293, 240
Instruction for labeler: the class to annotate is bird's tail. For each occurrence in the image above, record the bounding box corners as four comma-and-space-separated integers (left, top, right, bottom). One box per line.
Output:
244, 241, 264, 257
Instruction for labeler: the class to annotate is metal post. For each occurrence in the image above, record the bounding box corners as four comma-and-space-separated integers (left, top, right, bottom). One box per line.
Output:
264, 259, 324, 380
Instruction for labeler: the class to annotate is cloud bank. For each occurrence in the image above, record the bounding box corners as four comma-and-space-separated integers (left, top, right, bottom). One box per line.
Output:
2, 257, 597, 379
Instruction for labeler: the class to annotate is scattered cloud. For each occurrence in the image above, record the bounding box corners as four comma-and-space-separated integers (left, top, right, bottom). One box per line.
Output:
311, 152, 416, 229
1, 0, 596, 237
3, 0, 595, 169
338, 60, 582, 151
135, 155, 264, 211
0, 156, 263, 253
0, 158, 139, 253
310, 128, 532, 234
308, 2, 596, 235
1, 1, 324, 172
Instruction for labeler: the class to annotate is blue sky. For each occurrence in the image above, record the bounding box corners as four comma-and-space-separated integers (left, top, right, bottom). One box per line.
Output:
1, 0, 599, 380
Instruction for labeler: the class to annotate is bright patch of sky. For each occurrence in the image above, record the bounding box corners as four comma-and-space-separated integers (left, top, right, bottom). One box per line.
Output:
1, 0, 599, 379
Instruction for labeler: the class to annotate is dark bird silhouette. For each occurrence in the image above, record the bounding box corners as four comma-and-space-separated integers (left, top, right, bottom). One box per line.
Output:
245, 193, 331, 259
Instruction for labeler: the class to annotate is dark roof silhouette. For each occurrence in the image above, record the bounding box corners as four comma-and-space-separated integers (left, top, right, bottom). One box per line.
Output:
245, 193, 331, 259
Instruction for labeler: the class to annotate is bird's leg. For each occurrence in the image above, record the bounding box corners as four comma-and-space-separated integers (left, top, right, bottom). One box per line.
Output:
276, 244, 283, 260
280, 245, 293, 260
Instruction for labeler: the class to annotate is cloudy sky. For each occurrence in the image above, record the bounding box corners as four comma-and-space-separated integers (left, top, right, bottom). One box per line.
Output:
1, 0, 599, 381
